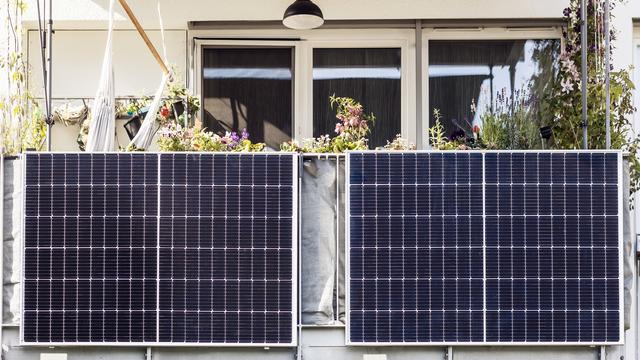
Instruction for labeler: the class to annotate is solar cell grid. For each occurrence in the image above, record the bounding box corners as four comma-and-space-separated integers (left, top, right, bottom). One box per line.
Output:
23, 153, 159, 343
349, 152, 485, 343
347, 151, 622, 345
22, 152, 297, 346
157, 153, 295, 344
484, 152, 620, 343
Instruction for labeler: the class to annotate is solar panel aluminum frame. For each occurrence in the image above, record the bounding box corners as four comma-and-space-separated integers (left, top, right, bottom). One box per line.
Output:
345, 150, 624, 346
20, 152, 299, 347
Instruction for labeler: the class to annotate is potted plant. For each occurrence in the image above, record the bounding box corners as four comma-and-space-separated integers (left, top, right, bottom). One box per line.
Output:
156, 121, 265, 152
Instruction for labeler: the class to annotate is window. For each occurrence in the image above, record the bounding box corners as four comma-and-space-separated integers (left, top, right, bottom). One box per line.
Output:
313, 48, 402, 148
201, 47, 293, 149
428, 39, 560, 138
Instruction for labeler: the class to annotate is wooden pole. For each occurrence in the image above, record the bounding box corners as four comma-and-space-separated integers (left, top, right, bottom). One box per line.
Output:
117, 0, 170, 75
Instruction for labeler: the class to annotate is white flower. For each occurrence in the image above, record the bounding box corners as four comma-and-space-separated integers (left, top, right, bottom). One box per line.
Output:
561, 78, 574, 93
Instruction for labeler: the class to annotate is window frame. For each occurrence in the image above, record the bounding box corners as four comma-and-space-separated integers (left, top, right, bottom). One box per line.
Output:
190, 29, 415, 145
192, 39, 300, 144
421, 27, 563, 149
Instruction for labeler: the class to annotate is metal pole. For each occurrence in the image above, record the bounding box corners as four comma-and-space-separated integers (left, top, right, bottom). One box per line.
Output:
36, 0, 49, 144
335, 155, 340, 322
415, 19, 423, 149
581, 0, 589, 149
45, 0, 53, 151
604, 0, 611, 149
0, 149, 4, 360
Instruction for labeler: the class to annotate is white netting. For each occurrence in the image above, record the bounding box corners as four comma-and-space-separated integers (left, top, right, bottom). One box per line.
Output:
128, 1, 170, 150
85, 0, 116, 152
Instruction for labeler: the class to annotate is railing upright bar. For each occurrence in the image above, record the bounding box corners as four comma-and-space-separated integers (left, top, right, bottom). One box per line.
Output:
581, 0, 589, 149
604, 0, 611, 149
335, 155, 341, 323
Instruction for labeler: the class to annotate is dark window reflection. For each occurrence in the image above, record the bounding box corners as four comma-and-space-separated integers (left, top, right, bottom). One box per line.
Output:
202, 47, 293, 149
313, 48, 401, 148
428, 40, 559, 137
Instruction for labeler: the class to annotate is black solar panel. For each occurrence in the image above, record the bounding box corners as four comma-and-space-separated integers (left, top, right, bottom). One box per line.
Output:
346, 151, 622, 345
484, 152, 620, 343
22, 153, 297, 346
157, 154, 295, 344
23, 153, 159, 344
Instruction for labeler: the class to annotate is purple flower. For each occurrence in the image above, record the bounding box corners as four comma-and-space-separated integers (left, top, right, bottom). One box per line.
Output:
230, 131, 240, 143
563, 7, 571, 17
241, 128, 249, 140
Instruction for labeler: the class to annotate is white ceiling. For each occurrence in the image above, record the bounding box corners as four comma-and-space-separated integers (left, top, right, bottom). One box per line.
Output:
22, 0, 570, 29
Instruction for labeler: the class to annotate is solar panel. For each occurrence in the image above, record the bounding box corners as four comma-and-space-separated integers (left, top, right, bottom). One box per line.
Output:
346, 151, 623, 345
22, 152, 298, 346
23, 153, 159, 344
157, 153, 296, 345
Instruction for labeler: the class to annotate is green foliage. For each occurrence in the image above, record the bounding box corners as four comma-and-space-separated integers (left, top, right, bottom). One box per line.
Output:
282, 96, 374, 153
384, 135, 416, 151
428, 109, 474, 150
547, 0, 638, 194
157, 123, 264, 152
166, 75, 200, 121
1, 1, 46, 155
280, 135, 368, 153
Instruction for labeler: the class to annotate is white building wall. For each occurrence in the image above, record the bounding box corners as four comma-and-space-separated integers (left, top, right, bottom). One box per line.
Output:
24, 28, 186, 150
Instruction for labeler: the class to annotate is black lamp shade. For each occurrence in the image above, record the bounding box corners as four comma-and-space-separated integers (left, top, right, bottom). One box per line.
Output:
283, 0, 324, 30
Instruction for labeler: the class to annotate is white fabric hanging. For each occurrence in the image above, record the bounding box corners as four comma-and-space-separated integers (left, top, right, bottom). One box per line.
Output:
128, 73, 169, 150
128, 1, 170, 150
86, 0, 116, 152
